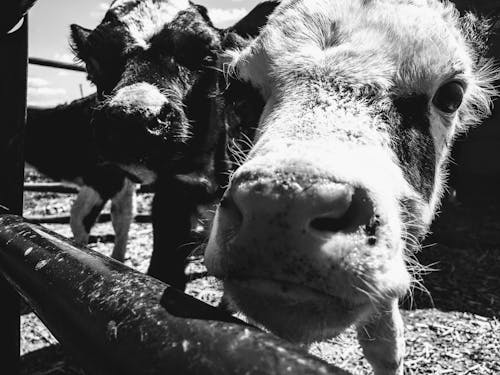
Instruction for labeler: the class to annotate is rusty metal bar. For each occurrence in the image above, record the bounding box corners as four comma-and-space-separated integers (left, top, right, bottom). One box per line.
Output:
0, 210, 349, 375
28, 57, 86, 72
0, 14, 29, 375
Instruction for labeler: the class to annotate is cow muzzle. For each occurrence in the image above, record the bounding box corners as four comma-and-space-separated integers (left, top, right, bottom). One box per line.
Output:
93, 82, 188, 181
205, 151, 411, 341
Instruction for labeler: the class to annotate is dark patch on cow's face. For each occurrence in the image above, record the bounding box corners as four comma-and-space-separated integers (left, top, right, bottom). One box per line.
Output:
213, 30, 267, 168
386, 95, 436, 201
222, 77, 265, 156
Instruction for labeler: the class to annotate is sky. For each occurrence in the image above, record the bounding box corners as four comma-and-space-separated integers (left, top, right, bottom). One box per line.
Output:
27, 0, 261, 107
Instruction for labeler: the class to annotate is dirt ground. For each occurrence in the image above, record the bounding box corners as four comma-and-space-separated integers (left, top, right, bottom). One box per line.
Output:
19, 167, 499, 375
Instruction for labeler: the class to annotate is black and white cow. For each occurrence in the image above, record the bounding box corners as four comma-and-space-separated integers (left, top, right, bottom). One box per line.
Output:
68, 1, 497, 372
26, 95, 136, 261
204, 1, 498, 374
70, 0, 279, 289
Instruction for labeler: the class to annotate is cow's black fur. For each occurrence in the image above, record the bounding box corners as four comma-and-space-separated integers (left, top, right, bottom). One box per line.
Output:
26, 95, 130, 204
26, 95, 134, 257
148, 1, 281, 288
69, 0, 280, 289
390, 95, 436, 201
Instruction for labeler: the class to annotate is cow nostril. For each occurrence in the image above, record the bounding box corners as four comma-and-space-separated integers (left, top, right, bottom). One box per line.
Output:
309, 188, 375, 236
310, 215, 352, 233
145, 118, 167, 136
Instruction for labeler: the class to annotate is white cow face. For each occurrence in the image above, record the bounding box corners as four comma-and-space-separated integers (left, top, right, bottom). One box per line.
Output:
206, 0, 497, 346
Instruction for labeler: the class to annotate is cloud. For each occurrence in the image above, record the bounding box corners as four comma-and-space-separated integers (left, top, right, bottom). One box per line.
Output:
53, 52, 75, 64
28, 77, 49, 89
90, 2, 109, 19
27, 76, 67, 107
29, 87, 67, 96
208, 8, 247, 28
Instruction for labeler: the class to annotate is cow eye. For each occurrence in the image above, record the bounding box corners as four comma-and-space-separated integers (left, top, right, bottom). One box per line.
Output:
432, 81, 465, 113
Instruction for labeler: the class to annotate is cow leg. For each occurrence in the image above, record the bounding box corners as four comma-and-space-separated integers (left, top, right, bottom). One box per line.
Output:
357, 299, 405, 375
148, 174, 208, 290
70, 186, 105, 246
110, 178, 137, 262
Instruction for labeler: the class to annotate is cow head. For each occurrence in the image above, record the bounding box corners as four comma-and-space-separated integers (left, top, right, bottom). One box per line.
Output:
70, 0, 221, 183
206, 0, 497, 352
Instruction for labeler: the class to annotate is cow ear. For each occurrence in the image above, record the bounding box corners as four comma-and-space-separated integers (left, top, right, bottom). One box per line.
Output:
459, 12, 498, 62
191, 3, 211, 24
227, 0, 280, 38
70, 24, 92, 58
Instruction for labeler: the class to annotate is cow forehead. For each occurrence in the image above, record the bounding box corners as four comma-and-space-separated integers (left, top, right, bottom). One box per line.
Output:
238, 0, 470, 95
108, 0, 191, 48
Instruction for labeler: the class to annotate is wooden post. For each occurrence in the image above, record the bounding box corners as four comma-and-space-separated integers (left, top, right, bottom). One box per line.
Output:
0, 15, 28, 375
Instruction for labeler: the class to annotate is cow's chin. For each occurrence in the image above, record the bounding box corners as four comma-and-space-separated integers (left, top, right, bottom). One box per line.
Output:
223, 278, 373, 343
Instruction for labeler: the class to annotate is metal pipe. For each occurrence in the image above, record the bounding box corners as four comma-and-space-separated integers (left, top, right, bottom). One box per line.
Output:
0, 14, 28, 374
0, 211, 350, 375
25, 212, 152, 224
28, 57, 86, 72
24, 182, 79, 194
23, 182, 154, 194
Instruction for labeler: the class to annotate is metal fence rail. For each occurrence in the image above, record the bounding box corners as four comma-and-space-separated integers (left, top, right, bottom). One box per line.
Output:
28, 56, 86, 72
23, 182, 155, 194
23, 183, 154, 224
25, 212, 152, 224
0, 209, 349, 375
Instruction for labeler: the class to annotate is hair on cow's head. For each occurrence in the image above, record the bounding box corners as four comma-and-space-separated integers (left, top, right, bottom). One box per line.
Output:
69, 2, 223, 96
217, 1, 282, 163
70, 18, 129, 95
459, 11, 498, 64
70, 24, 92, 56
148, 5, 221, 70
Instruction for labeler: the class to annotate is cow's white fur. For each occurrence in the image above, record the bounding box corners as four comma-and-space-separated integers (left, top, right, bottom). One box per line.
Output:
110, 178, 137, 261
110, 0, 190, 49
207, 1, 498, 374
226, 0, 497, 220
70, 180, 136, 261
70, 186, 105, 246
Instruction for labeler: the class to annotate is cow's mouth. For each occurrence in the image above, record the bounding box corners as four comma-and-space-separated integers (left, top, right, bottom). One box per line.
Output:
222, 278, 372, 342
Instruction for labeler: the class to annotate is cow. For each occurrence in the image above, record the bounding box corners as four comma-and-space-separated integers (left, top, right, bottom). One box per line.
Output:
204, 1, 498, 374
70, 0, 279, 289
26, 95, 136, 262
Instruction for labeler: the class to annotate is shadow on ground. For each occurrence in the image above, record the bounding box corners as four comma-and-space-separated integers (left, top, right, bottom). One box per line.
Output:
402, 197, 500, 318
21, 345, 84, 375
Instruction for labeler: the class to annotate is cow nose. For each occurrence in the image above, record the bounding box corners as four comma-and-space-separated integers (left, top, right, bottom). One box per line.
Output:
109, 82, 167, 116
92, 83, 173, 157
227, 172, 376, 239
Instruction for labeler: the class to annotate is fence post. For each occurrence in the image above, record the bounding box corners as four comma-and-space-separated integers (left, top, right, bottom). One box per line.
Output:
0, 15, 28, 375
